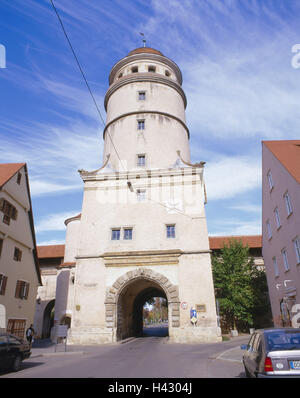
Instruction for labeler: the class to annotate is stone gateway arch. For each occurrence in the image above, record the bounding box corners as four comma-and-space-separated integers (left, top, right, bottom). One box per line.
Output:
105, 268, 180, 341
54, 46, 221, 344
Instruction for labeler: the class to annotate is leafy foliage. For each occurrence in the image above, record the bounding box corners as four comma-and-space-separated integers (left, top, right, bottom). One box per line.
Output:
212, 240, 271, 331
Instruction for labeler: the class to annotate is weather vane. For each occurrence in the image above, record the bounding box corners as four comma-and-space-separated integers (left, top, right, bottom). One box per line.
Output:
139, 32, 146, 47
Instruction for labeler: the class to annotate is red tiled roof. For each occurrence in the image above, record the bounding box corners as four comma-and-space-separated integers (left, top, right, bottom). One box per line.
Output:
263, 140, 300, 184
128, 47, 163, 56
37, 244, 65, 259
209, 235, 262, 250
0, 163, 26, 188
59, 262, 75, 268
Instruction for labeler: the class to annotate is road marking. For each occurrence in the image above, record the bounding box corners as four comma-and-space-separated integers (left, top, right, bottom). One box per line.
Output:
215, 346, 243, 363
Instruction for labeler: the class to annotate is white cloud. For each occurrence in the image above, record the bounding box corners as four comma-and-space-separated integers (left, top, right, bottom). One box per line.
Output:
204, 156, 261, 200
35, 211, 80, 233
229, 204, 261, 214
210, 219, 262, 237
36, 239, 65, 246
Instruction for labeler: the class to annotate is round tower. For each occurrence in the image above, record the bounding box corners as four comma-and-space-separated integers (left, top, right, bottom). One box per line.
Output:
103, 47, 191, 170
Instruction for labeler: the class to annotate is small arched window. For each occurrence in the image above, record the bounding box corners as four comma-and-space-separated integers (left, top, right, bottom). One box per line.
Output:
131, 66, 138, 73
118, 72, 123, 78
165, 70, 171, 77
148, 65, 156, 73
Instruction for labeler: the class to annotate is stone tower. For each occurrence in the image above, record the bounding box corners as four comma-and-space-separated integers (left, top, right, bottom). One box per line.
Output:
59, 47, 221, 344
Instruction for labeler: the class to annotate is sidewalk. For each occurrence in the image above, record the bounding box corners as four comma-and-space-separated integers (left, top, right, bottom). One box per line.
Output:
30, 339, 97, 358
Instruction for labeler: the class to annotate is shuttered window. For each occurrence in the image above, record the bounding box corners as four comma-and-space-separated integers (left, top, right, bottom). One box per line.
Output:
13, 247, 22, 262
7, 319, 26, 339
0, 274, 7, 295
15, 280, 29, 299
0, 198, 18, 224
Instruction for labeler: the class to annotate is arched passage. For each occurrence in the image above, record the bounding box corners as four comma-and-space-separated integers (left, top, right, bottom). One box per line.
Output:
105, 268, 180, 341
42, 299, 55, 339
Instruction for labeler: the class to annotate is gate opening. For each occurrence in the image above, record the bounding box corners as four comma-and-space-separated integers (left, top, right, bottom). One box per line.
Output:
116, 278, 169, 341
143, 297, 168, 337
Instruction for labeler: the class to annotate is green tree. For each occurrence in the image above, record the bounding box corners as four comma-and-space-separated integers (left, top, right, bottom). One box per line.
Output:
212, 240, 270, 332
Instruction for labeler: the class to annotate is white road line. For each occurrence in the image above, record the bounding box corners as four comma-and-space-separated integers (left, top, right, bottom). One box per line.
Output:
215, 346, 243, 363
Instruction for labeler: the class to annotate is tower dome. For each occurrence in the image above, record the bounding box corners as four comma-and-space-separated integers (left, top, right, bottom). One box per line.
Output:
127, 47, 164, 56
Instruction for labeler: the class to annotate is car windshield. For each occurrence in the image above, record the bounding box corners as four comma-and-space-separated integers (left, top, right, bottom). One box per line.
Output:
266, 331, 300, 351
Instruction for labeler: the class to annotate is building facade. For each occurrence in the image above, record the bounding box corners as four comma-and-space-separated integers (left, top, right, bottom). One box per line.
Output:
33, 244, 64, 339
51, 47, 222, 344
262, 140, 300, 327
35, 235, 264, 339
0, 163, 42, 338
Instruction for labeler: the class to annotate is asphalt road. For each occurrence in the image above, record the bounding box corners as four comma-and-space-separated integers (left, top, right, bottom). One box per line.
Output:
1, 328, 249, 379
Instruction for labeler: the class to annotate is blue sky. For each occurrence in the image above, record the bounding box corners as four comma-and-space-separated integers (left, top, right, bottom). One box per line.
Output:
0, 0, 300, 245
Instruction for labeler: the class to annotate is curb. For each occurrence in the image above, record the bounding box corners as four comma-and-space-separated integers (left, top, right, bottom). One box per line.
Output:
30, 351, 86, 358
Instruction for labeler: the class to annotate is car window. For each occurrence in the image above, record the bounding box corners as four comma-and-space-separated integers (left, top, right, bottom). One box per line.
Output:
0, 335, 8, 345
253, 334, 261, 351
248, 333, 256, 349
266, 330, 300, 351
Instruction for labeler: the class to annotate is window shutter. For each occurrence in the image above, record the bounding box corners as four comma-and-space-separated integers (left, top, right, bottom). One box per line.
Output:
15, 280, 21, 298
0, 276, 7, 295
0, 198, 4, 212
24, 283, 29, 299
11, 207, 18, 220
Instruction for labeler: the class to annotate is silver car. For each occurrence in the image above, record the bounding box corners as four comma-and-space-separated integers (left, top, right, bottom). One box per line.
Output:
241, 328, 300, 378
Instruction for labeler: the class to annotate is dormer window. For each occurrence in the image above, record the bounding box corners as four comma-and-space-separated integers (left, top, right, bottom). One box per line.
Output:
131, 66, 138, 73
148, 65, 156, 73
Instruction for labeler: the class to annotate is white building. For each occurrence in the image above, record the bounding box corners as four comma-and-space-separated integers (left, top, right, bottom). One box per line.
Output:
0, 163, 42, 338
53, 47, 221, 344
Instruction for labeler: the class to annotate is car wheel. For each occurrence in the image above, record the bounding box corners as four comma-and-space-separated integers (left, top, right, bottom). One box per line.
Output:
244, 365, 251, 378
11, 355, 22, 372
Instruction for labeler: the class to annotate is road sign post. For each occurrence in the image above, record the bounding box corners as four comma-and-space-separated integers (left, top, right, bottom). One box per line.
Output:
54, 325, 68, 352
190, 307, 197, 327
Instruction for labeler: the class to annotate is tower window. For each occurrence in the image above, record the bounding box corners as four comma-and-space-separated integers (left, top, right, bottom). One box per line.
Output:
138, 91, 146, 100
148, 65, 156, 73
137, 154, 146, 167
137, 189, 146, 202
111, 228, 121, 240
123, 228, 133, 240
118, 72, 123, 78
166, 224, 176, 239
138, 120, 145, 130
165, 70, 171, 77
131, 66, 138, 73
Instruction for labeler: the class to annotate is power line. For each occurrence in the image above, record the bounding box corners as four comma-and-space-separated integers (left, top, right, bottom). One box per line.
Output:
49, 1, 203, 221
49, 0, 126, 171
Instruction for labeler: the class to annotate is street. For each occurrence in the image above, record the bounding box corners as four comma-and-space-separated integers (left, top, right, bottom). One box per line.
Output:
0, 327, 249, 379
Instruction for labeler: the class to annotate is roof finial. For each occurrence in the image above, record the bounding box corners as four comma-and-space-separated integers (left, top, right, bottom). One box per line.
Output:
139, 32, 146, 47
